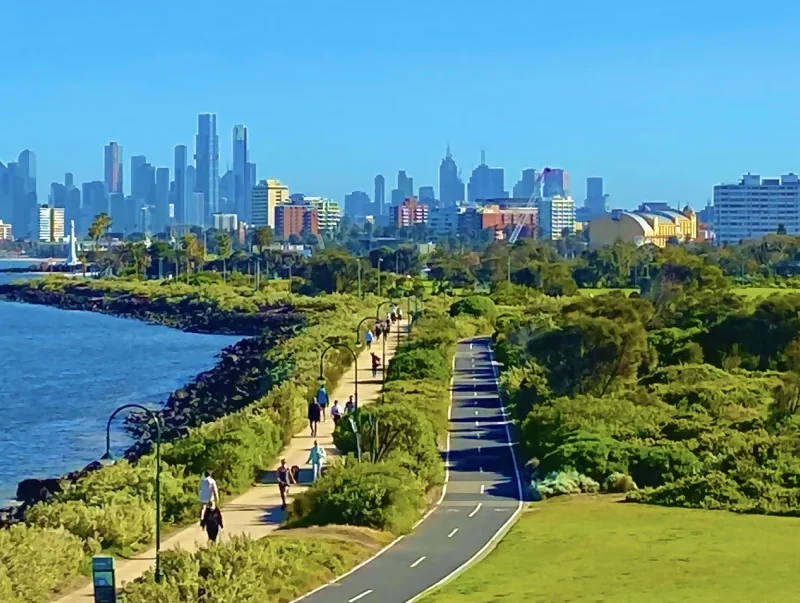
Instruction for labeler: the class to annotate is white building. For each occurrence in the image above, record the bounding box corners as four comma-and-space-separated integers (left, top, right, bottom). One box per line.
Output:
713, 173, 800, 244
305, 196, 342, 233
537, 196, 575, 240
0, 220, 11, 241
213, 213, 239, 231
38, 206, 65, 242
252, 179, 290, 229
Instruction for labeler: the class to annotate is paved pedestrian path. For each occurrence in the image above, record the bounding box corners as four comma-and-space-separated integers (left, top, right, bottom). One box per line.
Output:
56, 320, 408, 601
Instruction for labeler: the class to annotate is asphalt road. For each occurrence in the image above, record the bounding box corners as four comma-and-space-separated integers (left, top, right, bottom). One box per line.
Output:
295, 337, 524, 603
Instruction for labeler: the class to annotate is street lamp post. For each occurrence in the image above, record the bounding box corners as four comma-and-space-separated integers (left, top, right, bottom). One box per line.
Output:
319, 343, 359, 409
100, 404, 162, 583
377, 258, 383, 296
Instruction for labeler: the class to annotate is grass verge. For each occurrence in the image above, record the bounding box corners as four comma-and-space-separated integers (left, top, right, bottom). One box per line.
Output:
422, 495, 800, 603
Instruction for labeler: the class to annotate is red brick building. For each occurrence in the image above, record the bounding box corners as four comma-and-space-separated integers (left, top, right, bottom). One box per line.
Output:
480, 204, 537, 239
275, 205, 319, 239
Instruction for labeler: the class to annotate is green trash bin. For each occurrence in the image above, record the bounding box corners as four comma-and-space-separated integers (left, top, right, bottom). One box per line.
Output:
92, 556, 116, 603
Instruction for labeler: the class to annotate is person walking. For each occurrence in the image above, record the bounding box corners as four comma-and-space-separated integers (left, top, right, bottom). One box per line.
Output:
375, 323, 382, 341
345, 395, 355, 414
276, 458, 294, 510
200, 500, 224, 543
307, 440, 327, 482
316, 385, 329, 421
308, 399, 321, 436
198, 470, 219, 509
365, 329, 374, 350
331, 400, 342, 426
371, 352, 381, 377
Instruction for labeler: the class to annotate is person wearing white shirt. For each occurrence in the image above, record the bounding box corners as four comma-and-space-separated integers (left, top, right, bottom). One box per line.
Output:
199, 470, 219, 507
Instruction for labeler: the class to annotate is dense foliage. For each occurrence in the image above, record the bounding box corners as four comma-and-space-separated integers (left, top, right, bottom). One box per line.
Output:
119, 534, 380, 603
496, 286, 800, 515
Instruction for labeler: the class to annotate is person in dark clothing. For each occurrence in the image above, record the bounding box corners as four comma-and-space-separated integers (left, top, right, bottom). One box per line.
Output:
375, 323, 382, 341
200, 501, 223, 543
276, 458, 295, 510
308, 400, 321, 436
371, 352, 381, 377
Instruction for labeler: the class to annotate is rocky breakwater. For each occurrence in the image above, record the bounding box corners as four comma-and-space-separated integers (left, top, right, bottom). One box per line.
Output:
0, 281, 278, 335
0, 288, 307, 527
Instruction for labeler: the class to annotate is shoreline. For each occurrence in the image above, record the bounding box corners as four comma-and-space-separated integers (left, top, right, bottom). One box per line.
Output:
0, 280, 304, 523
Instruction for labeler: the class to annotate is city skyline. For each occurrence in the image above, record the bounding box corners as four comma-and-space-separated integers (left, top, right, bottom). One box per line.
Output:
4, 2, 799, 210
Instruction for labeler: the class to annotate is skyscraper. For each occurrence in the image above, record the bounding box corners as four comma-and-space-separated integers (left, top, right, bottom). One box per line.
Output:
174, 145, 187, 224
104, 142, 123, 194
467, 151, 506, 202
583, 177, 608, 218
398, 170, 413, 198
13, 150, 37, 238
232, 125, 250, 223
439, 145, 464, 205
374, 174, 385, 216
154, 167, 170, 233
419, 186, 436, 203
513, 169, 539, 199
543, 168, 569, 198
195, 113, 220, 222
81, 181, 109, 232
130, 155, 146, 199
185, 165, 197, 224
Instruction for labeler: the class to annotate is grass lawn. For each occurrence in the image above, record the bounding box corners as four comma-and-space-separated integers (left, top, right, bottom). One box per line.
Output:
422, 496, 800, 603
730, 287, 800, 297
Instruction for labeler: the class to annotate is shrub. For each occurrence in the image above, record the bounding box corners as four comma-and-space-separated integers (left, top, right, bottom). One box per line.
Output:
627, 445, 700, 488
119, 534, 375, 603
449, 295, 498, 322
603, 472, 638, 493
333, 403, 443, 488
538, 431, 630, 482
533, 470, 600, 499
386, 347, 450, 382
0, 524, 89, 603
287, 459, 426, 534
383, 379, 451, 442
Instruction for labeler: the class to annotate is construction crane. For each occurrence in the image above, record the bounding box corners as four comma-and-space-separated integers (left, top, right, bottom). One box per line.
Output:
507, 167, 551, 245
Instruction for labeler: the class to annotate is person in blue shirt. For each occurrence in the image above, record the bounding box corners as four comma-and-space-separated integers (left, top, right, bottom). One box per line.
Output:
316, 385, 329, 421
365, 329, 374, 349
307, 440, 327, 482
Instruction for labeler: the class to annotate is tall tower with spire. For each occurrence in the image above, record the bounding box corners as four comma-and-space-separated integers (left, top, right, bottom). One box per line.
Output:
439, 144, 465, 206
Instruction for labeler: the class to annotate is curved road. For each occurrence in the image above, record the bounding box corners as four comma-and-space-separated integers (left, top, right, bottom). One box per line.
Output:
295, 337, 524, 603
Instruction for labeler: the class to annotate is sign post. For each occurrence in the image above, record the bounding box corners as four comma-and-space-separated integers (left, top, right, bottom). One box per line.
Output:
92, 556, 116, 603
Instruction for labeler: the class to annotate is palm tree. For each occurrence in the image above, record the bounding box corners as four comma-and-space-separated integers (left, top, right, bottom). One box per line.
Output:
88, 213, 112, 251
122, 241, 150, 279
215, 231, 233, 280
252, 226, 273, 252
181, 233, 203, 278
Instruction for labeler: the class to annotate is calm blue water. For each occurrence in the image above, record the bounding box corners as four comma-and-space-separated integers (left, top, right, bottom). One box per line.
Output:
0, 259, 241, 503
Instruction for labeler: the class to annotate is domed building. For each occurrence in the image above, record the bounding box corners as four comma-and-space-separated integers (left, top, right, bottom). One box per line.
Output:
588, 203, 698, 249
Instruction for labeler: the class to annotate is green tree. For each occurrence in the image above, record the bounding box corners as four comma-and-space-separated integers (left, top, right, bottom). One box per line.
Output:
215, 231, 233, 280
252, 226, 273, 251
88, 213, 112, 251
181, 233, 204, 277
121, 241, 150, 279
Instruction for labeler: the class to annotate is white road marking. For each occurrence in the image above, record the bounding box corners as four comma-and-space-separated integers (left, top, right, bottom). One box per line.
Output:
474, 410, 478, 416
475, 420, 479, 427
477, 446, 481, 453
469, 342, 473, 349
480, 484, 485, 494
447, 528, 459, 538
469, 503, 483, 518
473, 391, 478, 397
410, 556, 426, 568
480, 466, 483, 472
349, 590, 373, 602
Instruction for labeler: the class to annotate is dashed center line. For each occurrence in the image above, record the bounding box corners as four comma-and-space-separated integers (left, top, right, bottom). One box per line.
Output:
477, 445, 481, 453
475, 420, 479, 427
447, 528, 459, 538
474, 410, 478, 416
469, 503, 483, 518
479, 466, 484, 473
410, 556, 427, 568
349, 590, 373, 602
480, 484, 485, 494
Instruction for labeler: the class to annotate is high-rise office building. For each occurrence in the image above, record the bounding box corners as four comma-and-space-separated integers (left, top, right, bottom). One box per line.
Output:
13, 150, 37, 238
713, 173, 800, 244
232, 125, 251, 224
154, 167, 170, 233
130, 155, 146, 197
374, 174, 385, 216
185, 165, 197, 223
195, 113, 220, 221
439, 145, 465, 205
543, 168, 569, 198
582, 176, 609, 219
104, 142, 123, 194
468, 151, 506, 202
219, 169, 234, 213
344, 191, 371, 220
81, 181, 109, 233
419, 186, 436, 203
392, 197, 429, 228
305, 196, 342, 233
513, 169, 539, 199
38, 206, 65, 242
251, 179, 290, 229
174, 145, 188, 224
186, 192, 205, 227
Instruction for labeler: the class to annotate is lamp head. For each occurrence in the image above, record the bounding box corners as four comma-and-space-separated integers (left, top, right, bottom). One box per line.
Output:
99, 450, 115, 466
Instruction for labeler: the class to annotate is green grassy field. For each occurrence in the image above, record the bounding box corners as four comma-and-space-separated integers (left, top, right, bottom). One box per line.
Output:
577, 287, 638, 296
422, 496, 800, 603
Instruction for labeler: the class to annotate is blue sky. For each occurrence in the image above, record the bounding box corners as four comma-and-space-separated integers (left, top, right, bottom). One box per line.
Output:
2, 0, 799, 208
